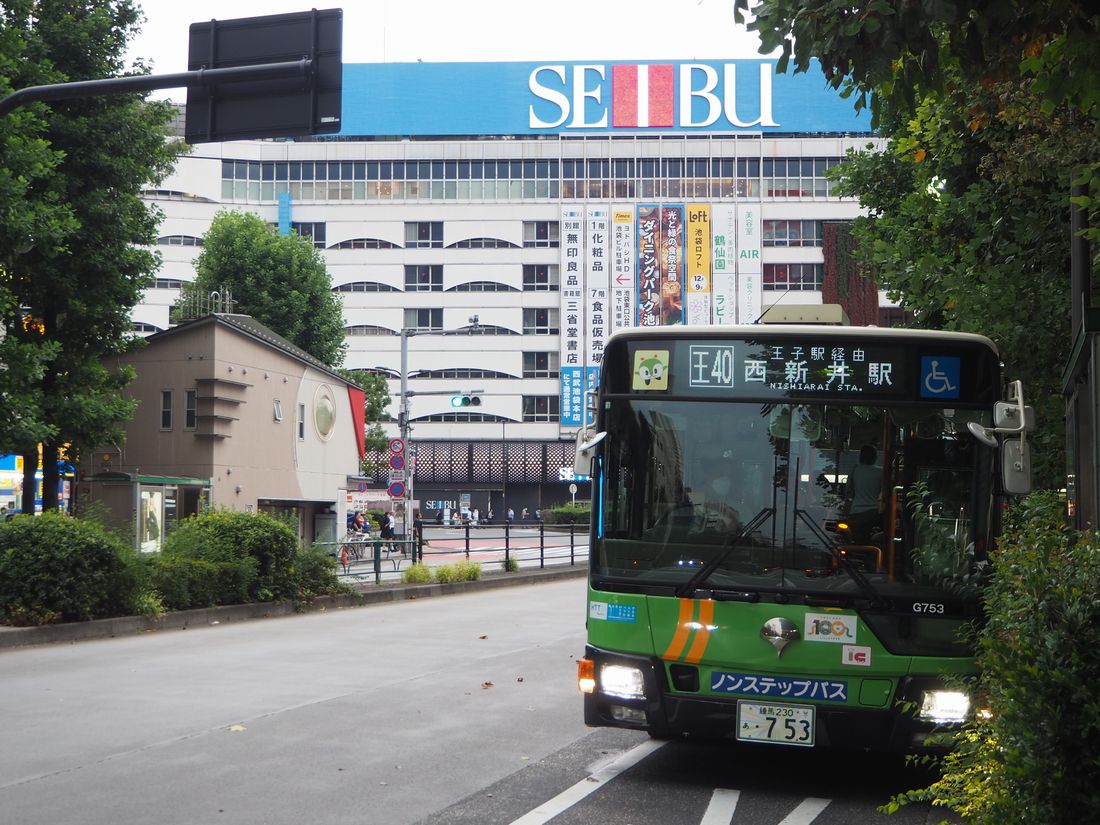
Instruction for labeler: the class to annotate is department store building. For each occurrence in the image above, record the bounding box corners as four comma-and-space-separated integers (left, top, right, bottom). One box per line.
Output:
138, 60, 885, 519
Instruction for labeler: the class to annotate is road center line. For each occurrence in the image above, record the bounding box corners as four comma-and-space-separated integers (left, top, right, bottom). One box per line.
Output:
508, 739, 666, 825
700, 788, 741, 824
777, 797, 831, 824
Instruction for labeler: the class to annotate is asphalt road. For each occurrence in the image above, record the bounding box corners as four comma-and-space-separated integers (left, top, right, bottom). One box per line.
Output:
0, 577, 947, 825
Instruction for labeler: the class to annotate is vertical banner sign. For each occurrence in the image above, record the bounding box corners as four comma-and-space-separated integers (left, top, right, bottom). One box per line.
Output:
711, 204, 738, 324
611, 206, 635, 332
660, 205, 685, 325
685, 204, 712, 326
736, 204, 763, 324
637, 205, 661, 326
559, 209, 585, 428
585, 207, 609, 406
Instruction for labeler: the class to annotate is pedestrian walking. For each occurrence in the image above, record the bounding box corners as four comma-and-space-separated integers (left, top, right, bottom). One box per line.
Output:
521, 507, 529, 522
507, 507, 515, 523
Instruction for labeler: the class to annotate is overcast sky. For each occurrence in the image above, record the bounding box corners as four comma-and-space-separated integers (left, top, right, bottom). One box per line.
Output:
127, 0, 769, 100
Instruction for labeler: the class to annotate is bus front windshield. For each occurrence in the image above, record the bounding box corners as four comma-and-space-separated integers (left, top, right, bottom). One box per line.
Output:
597, 399, 995, 603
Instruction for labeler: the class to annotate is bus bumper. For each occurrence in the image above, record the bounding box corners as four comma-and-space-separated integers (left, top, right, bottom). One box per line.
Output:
581, 645, 960, 752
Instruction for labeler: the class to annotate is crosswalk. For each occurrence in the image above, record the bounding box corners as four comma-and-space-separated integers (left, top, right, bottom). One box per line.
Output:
508, 741, 835, 825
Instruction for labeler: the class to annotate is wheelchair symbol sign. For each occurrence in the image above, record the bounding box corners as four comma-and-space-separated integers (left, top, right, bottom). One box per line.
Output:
920, 356, 960, 399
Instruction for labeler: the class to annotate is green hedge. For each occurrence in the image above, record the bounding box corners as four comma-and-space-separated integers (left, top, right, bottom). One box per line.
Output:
0, 512, 135, 625
157, 510, 298, 603
539, 503, 591, 525
0, 509, 346, 625
888, 491, 1100, 822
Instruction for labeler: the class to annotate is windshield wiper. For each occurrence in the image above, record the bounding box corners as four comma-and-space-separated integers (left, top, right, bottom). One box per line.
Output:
675, 507, 774, 597
793, 508, 885, 606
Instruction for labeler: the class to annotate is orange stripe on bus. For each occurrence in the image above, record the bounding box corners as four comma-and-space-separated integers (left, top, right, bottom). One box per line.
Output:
684, 599, 715, 664
662, 598, 697, 660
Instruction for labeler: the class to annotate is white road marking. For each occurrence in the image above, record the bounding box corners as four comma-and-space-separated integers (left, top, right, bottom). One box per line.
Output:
700, 788, 741, 824
508, 739, 666, 825
778, 797, 831, 824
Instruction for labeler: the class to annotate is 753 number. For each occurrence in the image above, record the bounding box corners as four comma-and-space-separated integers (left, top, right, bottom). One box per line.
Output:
766, 716, 812, 743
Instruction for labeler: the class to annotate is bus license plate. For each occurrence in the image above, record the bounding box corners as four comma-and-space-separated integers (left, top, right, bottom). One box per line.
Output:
736, 701, 815, 747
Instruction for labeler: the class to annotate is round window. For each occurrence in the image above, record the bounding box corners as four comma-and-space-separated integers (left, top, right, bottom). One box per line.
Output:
314, 385, 336, 441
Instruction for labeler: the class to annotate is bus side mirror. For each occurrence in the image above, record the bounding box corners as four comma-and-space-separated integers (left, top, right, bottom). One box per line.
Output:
1002, 437, 1031, 496
574, 430, 606, 478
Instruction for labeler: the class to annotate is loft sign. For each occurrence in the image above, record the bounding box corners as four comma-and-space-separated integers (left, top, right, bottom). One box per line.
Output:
528, 63, 778, 130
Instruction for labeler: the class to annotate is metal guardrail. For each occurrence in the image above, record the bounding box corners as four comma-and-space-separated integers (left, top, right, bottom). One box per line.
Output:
314, 523, 590, 585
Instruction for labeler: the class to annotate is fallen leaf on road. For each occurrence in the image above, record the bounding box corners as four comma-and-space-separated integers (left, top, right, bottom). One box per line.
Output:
479, 634, 488, 639
516, 676, 524, 682
481, 681, 494, 689
228, 724, 246, 732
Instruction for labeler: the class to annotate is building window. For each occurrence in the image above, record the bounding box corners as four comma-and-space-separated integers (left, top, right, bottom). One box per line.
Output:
523, 351, 559, 378
334, 282, 399, 292
763, 263, 825, 291
448, 281, 516, 292
345, 325, 394, 336
273, 399, 283, 422
405, 221, 443, 248
449, 237, 518, 249
416, 367, 511, 379
160, 390, 172, 430
762, 220, 825, 247
404, 265, 443, 291
522, 395, 560, 422
522, 308, 558, 335
331, 237, 398, 249
523, 221, 559, 248
522, 264, 559, 291
297, 402, 306, 440
291, 222, 326, 248
156, 235, 203, 246
184, 390, 197, 430
153, 278, 183, 290
403, 308, 443, 331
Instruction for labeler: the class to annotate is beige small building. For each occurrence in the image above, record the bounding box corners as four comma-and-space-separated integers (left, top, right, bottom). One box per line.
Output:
78, 313, 365, 549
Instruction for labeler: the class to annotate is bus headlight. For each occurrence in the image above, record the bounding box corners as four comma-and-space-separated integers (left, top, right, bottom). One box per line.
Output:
919, 690, 970, 724
600, 664, 645, 700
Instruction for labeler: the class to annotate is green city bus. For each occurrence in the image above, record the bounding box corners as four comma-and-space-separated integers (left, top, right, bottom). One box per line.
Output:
575, 324, 1032, 750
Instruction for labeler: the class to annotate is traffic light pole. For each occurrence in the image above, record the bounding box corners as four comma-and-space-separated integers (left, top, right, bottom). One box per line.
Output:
397, 317, 481, 541
399, 328, 413, 545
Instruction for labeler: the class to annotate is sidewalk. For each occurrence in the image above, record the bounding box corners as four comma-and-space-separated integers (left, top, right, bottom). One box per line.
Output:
0, 564, 586, 651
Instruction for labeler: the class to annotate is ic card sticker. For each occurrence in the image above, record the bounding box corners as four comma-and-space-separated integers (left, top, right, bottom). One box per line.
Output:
589, 601, 608, 621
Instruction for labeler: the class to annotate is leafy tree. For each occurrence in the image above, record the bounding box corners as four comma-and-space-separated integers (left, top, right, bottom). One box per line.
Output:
1, 1, 184, 512
184, 210, 347, 367
736, 3, 1099, 487
738, 1, 1100, 128
0, 1, 73, 455
828, 74, 1089, 485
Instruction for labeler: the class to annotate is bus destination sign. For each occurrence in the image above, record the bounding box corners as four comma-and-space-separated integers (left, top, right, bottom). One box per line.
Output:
684, 340, 909, 399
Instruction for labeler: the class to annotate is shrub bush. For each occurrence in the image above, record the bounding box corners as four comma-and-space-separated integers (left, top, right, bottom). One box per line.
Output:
887, 491, 1100, 822
0, 512, 136, 625
540, 503, 591, 525
501, 557, 520, 573
434, 560, 481, 583
161, 510, 298, 602
401, 562, 432, 584
146, 555, 257, 610
292, 545, 349, 602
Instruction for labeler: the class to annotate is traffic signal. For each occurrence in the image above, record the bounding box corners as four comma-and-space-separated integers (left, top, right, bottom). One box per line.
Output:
450, 394, 481, 408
